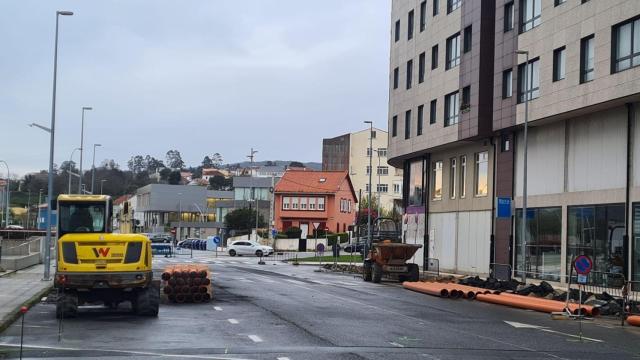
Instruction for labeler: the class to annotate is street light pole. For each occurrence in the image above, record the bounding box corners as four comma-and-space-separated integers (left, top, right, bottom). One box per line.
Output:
37, 189, 43, 229
516, 50, 530, 284
78, 106, 92, 194
67, 147, 80, 194
0, 161, 10, 227
91, 143, 102, 194
100, 180, 107, 194
44, 10, 74, 281
364, 121, 373, 255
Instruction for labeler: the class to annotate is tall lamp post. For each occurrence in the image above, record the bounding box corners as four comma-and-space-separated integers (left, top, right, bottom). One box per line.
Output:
37, 189, 43, 229
67, 147, 80, 194
78, 106, 92, 193
100, 179, 107, 194
0, 161, 10, 227
44, 10, 74, 281
364, 121, 373, 256
516, 49, 530, 284
91, 143, 102, 194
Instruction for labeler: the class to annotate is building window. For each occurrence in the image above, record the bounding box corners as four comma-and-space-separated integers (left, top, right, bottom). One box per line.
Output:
613, 17, 640, 73
371, 130, 376, 139
348, 200, 352, 213
553, 46, 566, 81
309, 198, 316, 210
300, 197, 307, 210
568, 204, 625, 286
406, 59, 413, 89
463, 25, 472, 53
444, 91, 459, 126
450, 157, 456, 199
291, 197, 299, 209
417, 104, 424, 136
409, 160, 424, 206
393, 67, 399, 89
431, 45, 439, 69
433, 0, 439, 16
405, 110, 412, 139
408, 10, 414, 40
430, 99, 437, 124
365, 183, 370, 192
317, 197, 325, 210
378, 148, 387, 157
502, 69, 512, 98
447, 0, 461, 14
376, 184, 389, 193
395, 20, 400, 42
515, 207, 562, 281
580, 35, 595, 83
501, 135, 511, 152
392, 115, 398, 137
282, 196, 290, 210
367, 147, 372, 157
461, 86, 470, 111
554, 0, 565, 5
517, 58, 539, 103
504, 2, 514, 32
418, 52, 426, 83
446, 33, 461, 69
474, 151, 488, 196
377, 166, 389, 176
432, 160, 443, 200
520, 0, 541, 33
366, 166, 371, 175
460, 155, 466, 198
420, 1, 427, 32
393, 182, 402, 194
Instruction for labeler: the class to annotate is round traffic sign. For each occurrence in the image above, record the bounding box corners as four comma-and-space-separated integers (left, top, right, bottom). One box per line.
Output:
316, 243, 325, 254
574, 255, 593, 275
213, 236, 221, 245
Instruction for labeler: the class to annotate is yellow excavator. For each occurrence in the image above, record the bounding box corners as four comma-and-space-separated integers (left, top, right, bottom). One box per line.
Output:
55, 194, 159, 318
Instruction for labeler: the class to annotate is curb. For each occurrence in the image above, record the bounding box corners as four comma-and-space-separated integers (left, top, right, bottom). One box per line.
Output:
0, 270, 18, 279
0, 284, 53, 334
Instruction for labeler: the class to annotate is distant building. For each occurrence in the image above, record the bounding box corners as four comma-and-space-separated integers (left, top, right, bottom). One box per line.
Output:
256, 165, 286, 178
202, 168, 229, 182
322, 128, 403, 212
274, 170, 357, 236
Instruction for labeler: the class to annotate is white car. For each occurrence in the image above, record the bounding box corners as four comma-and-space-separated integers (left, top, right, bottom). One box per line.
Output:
228, 240, 273, 257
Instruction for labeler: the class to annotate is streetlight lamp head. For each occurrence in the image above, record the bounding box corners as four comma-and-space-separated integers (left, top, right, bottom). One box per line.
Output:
95, 144, 102, 147
82, 106, 93, 110
57, 11, 74, 16
516, 50, 529, 55
364, 121, 372, 124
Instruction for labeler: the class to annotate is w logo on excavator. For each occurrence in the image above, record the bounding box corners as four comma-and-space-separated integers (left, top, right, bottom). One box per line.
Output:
92, 247, 110, 257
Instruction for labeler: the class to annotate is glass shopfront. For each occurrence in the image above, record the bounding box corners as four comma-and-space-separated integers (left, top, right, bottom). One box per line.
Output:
515, 207, 562, 281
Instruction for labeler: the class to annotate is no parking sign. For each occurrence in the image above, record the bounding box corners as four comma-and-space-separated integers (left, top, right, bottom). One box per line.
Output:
574, 255, 592, 284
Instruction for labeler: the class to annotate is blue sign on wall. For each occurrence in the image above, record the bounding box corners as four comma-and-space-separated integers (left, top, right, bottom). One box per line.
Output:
496, 197, 512, 219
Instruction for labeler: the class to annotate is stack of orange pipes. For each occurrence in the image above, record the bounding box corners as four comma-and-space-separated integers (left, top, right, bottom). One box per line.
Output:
161, 264, 213, 303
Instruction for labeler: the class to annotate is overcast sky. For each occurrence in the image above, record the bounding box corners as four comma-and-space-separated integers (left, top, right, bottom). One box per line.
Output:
0, 0, 391, 177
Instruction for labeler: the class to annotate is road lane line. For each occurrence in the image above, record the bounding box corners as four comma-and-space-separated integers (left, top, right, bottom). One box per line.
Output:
277, 357, 290, 360
389, 342, 405, 348
248, 335, 263, 343
285, 279, 306, 285
228, 318, 239, 324
214, 306, 223, 311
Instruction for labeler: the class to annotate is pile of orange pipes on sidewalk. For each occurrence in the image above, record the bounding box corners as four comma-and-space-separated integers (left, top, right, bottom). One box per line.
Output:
161, 264, 213, 303
403, 281, 599, 316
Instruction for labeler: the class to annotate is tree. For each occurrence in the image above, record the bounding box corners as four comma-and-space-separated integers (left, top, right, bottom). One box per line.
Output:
224, 208, 265, 231
168, 170, 181, 185
166, 150, 185, 169
211, 153, 223, 169
289, 161, 305, 168
208, 175, 232, 190
202, 156, 213, 169
127, 155, 145, 173
100, 159, 120, 170
60, 161, 77, 172
144, 155, 165, 173
159, 168, 172, 181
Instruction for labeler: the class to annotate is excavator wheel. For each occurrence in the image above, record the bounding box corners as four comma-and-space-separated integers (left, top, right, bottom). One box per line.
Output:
134, 282, 160, 317
56, 291, 78, 319
407, 263, 420, 282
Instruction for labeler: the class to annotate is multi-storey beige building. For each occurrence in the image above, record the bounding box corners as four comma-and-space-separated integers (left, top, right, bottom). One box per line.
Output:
323, 128, 403, 213
388, 0, 640, 284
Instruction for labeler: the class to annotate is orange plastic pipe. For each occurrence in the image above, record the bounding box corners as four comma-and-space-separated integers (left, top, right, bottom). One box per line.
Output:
403, 281, 450, 298
496, 293, 599, 316
477, 293, 598, 316
627, 315, 640, 326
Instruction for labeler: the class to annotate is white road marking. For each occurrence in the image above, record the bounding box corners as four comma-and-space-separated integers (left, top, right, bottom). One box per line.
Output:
228, 319, 239, 324
0, 342, 252, 359
214, 306, 223, 311
277, 357, 291, 360
389, 342, 405, 348
504, 321, 603, 343
285, 279, 306, 285
239, 279, 254, 283
248, 335, 263, 343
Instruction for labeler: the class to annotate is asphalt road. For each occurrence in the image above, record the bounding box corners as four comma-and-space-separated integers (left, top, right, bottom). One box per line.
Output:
1, 252, 640, 359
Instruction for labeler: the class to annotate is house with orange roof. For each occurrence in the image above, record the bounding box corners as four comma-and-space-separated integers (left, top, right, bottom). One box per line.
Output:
274, 170, 357, 238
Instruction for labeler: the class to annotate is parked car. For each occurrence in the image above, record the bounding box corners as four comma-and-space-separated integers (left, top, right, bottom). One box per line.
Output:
150, 234, 172, 243
343, 242, 365, 254
6, 225, 24, 230
228, 240, 273, 257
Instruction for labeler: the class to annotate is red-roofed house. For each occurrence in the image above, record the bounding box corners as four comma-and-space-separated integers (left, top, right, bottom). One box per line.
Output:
274, 170, 357, 237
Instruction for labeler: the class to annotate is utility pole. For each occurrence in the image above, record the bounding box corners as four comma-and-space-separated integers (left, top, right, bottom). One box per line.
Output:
364, 121, 373, 255
78, 106, 92, 193
268, 174, 274, 241
516, 49, 530, 284
26, 190, 31, 229
0, 161, 9, 227
247, 148, 258, 176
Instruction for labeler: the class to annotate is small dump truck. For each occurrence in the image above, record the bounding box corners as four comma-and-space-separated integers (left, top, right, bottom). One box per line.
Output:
55, 195, 159, 318
362, 218, 422, 283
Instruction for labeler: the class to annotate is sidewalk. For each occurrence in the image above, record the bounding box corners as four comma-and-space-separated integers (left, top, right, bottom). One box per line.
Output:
0, 263, 53, 333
